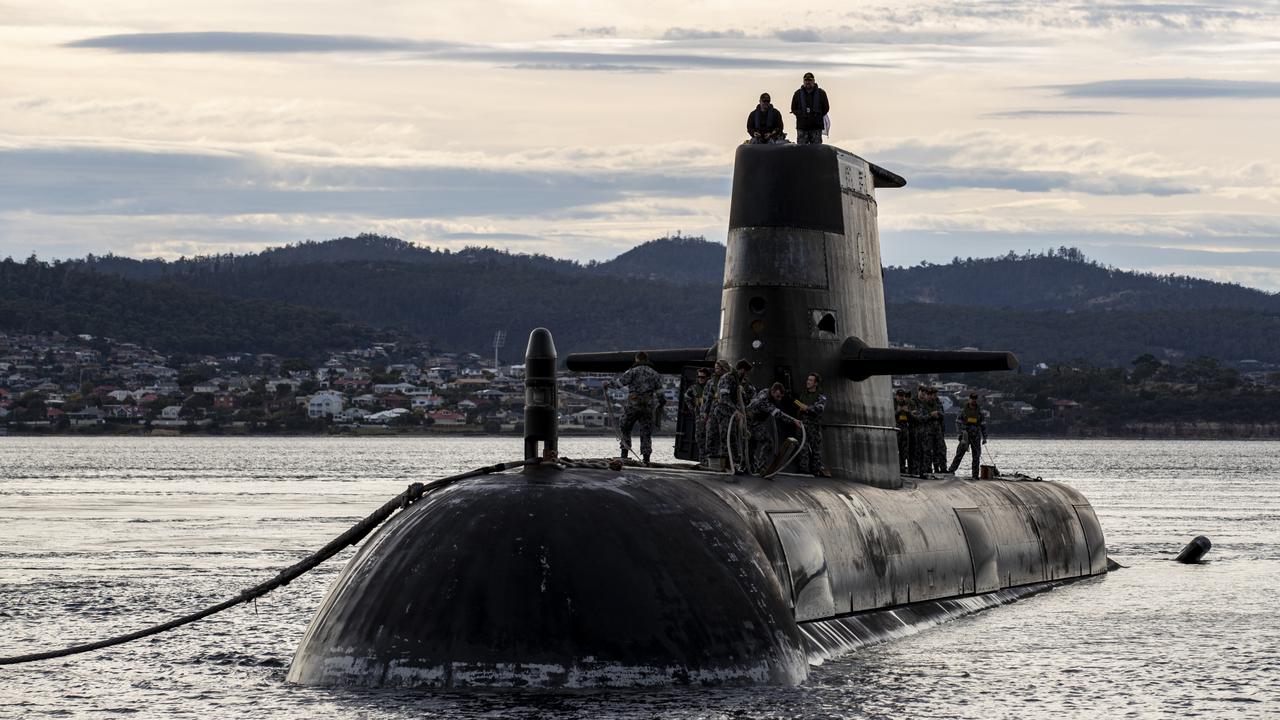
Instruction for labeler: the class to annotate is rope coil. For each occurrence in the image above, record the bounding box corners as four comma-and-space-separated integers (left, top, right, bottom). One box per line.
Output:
0, 458, 533, 666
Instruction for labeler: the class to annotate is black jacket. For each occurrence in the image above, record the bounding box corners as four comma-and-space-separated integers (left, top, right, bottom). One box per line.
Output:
746, 106, 784, 136
790, 86, 830, 131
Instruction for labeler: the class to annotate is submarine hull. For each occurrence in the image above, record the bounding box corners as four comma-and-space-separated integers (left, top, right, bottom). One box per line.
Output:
287, 466, 1106, 688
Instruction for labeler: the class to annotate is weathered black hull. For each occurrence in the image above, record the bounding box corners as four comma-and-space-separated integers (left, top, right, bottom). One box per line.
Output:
286, 465, 1106, 687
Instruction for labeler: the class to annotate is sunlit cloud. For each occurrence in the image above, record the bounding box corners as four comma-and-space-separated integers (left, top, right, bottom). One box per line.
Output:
65, 31, 886, 71
1047, 78, 1280, 99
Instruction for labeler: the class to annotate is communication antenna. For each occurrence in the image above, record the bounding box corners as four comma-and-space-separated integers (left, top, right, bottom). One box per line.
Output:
492, 330, 506, 375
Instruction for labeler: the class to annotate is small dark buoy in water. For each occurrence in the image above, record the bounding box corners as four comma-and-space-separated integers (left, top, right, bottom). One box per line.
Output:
1176, 535, 1212, 563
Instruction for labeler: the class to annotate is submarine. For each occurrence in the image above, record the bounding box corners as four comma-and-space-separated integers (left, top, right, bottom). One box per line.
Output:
285, 144, 1109, 688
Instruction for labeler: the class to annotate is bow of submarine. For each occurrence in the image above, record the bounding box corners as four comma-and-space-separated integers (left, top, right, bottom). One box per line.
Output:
285, 464, 809, 688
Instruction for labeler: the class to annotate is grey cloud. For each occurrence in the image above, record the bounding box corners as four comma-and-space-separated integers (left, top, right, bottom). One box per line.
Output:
662, 27, 746, 40
437, 231, 545, 242
1048, 78, 1280, 99
66, 31, 884, 71
849, 2, 1275, 33
1075, 3, 1266, 29
896, 165, 1195, 196
469, 49, 869, 71
576, 26, 617, 37
508, 63, 665, 73
774, 25, 1011, 46
0, 145, 726, 220
985, 109, 1128, 118
773, 28, 822, 43
66, 31, 457, 53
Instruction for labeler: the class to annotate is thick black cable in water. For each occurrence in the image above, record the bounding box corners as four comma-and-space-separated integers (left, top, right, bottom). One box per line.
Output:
0, 458, 533, 666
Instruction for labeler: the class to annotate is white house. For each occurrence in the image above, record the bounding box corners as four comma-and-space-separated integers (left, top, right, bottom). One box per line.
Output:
308, 391, 344, 419
427, 410, 466, 426
340, 407, 370, 423
410, 395, 444, 410
366, 408, 409, 424
192, 380, 223, 394
159, 405, 183, 421
571, 408, 605, 428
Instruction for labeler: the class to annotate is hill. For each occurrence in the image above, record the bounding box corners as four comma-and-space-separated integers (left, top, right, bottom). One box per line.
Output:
0, 258, 376, 356
884, 247, 1280, 313
45, 237, 1280, 365
73, 237, 721, 354
588, 235, 725, 284
79, 235, 586, 280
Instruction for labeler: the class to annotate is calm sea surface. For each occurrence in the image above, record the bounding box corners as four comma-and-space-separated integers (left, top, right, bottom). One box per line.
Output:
1, 437, 1277, 719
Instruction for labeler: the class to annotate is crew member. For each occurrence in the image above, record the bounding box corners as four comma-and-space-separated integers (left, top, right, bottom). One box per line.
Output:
747, 92, 785, 144
790, 72, 830, 145
927, 387, 948, 473
712, 360, 753, 473
684, 367, 712, 461
609, 351, 662, 465
746, 382, 802, 475
894, 389, 912, 473
912, 385, 930, 473
948, 393, 988, 479
702, 360, 731, 466
795, 372, 830, 476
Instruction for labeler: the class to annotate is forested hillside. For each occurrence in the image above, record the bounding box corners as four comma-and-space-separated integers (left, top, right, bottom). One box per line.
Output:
23, 237, 1280, 364
0, 258, 374, 355
589, 235, 725, 284
884, 247, 1280, 313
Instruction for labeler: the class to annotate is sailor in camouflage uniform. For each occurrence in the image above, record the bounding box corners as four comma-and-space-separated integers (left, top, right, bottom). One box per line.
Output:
894, 389, 912, 474
712, 360, 753, 473
746, 382, 802, 475
912, 386, 931, 473
948, 393, 988, 479
702, 360, 731, 464
684, 367, 712, 462
795, 372, 830, 477
609, 351, 662, 465
928, 387, 948, 472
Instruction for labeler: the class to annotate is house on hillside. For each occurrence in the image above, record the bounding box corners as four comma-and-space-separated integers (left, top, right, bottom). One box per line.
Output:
67, 407, 104, 426
308, 391, 344, 419
571, 408, 605, 428
340, 407, 370, 423
366, 408, 409, 424
427, 410, 466, 426
411, 395, 444, 410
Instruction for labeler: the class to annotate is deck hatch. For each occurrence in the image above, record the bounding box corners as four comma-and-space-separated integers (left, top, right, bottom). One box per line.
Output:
767, 512, 837, 621
1073, 504, 1108, 575
954, 508, 1000, 594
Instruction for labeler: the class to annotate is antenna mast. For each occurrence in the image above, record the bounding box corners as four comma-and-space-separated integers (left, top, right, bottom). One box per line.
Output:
492, 330, 506, 376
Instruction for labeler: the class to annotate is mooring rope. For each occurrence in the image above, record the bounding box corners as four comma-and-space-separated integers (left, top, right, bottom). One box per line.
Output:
601, 385, 635, 459
764, 421, 807, 480
0, 458, 534, 666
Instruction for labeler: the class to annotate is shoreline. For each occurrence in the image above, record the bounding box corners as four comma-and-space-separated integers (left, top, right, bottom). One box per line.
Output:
5, 426, 1280, 441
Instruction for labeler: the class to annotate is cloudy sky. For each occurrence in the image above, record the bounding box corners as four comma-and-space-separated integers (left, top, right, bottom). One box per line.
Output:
2, 1, 1279, 288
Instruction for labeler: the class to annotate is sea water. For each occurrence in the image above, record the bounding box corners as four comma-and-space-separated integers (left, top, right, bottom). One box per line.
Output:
1, 437, 1277, 719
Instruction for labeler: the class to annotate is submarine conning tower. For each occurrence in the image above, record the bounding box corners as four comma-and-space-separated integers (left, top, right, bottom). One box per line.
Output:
725, 144, 902, 486
567, 144, 1015, 484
